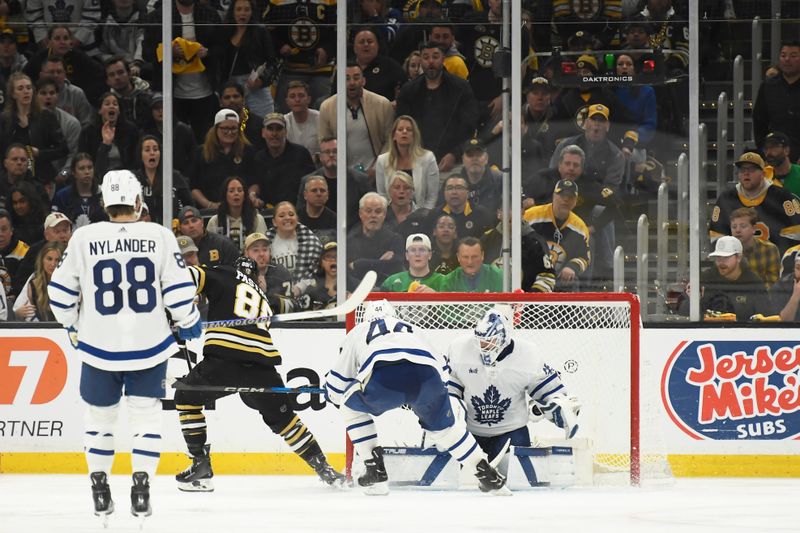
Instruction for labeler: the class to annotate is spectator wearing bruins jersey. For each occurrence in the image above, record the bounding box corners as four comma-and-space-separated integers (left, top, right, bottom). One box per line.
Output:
552, 0, 623, 50
263, 0, 337, 112
523, 179, 591, 292
710, 152, 800, 255
174, 257, 345, 491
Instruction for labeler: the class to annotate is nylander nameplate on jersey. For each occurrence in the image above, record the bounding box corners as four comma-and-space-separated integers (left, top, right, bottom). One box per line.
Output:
662, 340, 800, 440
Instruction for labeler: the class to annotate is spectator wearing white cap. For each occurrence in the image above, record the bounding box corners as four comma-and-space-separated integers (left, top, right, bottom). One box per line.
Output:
381, 233, 444, 292
709, 151, 800, 254
12, 211, 71, 298
190, 108, 257, 210
681, 236, 770, 322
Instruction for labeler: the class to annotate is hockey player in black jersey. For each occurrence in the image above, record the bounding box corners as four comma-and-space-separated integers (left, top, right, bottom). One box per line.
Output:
173, 257, 345, 490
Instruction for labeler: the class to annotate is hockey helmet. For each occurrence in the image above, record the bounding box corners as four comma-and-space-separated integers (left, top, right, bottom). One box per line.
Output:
101, 170, 143, 217
234, 255, 258, 282
362, 299, 397, 322
474, 309, 511, 366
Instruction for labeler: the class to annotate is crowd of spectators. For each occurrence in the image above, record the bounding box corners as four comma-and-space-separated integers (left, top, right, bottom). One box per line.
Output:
0, 1, 798, 323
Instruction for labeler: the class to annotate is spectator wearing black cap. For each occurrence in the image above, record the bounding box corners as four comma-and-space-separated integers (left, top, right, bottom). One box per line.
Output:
522, 77, 560, 157
0, 28, 27, 82
177, 205, 238, 267
396, 42, 478, 172
753, 42, 800, 161
764, 131, 800, 196
141, 92, 196, 175
249, 112, 315, 209
306, 240, 337, 311
710, 152, 800, 254
444, 138, 501, 213
190, 108, 256, 210
523, 179, 591, 291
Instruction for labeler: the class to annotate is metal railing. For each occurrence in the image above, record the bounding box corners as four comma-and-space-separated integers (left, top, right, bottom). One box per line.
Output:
716, 92, 729, 191
676, 153, 690, 281
752, 17, 763, 101
613, 246, 625, 293
732, 55, 745, 160
655, 182, 670, 316
636, 214, 649, 321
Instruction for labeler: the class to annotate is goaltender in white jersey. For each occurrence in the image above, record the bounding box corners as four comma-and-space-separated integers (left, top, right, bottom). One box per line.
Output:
448, 308, 581, 461
48, 170, 202, 523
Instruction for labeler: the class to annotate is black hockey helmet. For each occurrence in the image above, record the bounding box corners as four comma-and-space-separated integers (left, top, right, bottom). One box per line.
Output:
234, 255, 258, 281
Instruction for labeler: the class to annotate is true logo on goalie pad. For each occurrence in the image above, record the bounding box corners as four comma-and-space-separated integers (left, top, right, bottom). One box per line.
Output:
471, 385, 511, 426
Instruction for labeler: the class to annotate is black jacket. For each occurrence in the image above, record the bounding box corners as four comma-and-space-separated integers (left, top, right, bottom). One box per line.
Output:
0, 109, 68, 183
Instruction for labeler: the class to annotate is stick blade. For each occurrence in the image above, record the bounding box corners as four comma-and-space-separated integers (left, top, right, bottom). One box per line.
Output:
270, 270, 377, 323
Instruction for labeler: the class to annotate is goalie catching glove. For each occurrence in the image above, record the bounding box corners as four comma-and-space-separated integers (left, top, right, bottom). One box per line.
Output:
530, 395, 581, 439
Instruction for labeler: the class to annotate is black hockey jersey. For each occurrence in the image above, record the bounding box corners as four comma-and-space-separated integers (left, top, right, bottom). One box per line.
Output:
189, 265, 281, 365
262, 0, 336, 73
710, 184, 800, 254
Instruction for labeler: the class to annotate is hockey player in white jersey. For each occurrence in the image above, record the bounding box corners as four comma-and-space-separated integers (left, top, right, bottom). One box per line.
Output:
448, 308, 581, 461
47, 170, 202, 523
326, 299, 509, 495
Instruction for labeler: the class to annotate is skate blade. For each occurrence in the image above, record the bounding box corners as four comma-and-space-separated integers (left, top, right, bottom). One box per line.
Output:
94, 500, 114, 528
363, 481, 389, 496
177, 479, 214, 492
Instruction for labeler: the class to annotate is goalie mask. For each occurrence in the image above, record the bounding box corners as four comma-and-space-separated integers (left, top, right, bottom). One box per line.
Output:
362, 299, 397, 322
474, 309, 511, 366
101, 169, 143, 218
234, 256, 258, 282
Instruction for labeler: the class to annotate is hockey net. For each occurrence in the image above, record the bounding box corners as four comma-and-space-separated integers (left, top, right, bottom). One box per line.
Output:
345, 292, 671, 486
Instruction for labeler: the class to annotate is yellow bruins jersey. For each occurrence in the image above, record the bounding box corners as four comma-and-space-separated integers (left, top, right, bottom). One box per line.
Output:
189, 265, 281, 365
710, 184, 800, 254
523, 204, 591, 275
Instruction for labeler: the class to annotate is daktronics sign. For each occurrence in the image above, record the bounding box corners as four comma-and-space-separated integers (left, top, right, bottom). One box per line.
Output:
662, 340, 800, 440
0, 337, 68, 405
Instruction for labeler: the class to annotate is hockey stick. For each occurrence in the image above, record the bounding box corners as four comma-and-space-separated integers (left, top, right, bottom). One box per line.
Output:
201, 270, 377, 329
171, 381, 325, 395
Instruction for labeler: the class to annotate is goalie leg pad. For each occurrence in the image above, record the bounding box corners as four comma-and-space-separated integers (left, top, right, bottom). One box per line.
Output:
84, 403, 120, 475
127, 396, 162, 478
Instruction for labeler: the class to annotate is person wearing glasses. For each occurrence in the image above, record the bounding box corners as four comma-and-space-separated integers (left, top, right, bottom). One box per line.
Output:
427, 174, 493, 239
248, 112, 314, 209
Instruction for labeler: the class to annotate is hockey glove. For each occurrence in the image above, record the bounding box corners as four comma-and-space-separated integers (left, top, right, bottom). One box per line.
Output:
178, 317, 202, 341
529, 402, 546, 423
546, 395, 581, 439
66, 326, 79, 349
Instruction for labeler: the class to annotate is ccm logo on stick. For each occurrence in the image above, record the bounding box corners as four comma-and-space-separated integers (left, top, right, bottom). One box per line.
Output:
0, 337, 68, 405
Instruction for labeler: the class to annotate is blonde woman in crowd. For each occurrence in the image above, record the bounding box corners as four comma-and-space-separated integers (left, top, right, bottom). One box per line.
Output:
375, 115, 439, 209
13, 241, 65, 321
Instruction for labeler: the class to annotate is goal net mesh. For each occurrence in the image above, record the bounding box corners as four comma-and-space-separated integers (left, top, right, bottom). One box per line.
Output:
349, 293, 670, 485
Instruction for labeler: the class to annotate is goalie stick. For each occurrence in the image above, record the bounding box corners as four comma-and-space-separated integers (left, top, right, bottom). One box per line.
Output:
200, 270, 377, 329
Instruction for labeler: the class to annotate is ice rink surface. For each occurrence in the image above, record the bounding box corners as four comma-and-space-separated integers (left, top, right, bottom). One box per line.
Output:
0, 475, 797, 533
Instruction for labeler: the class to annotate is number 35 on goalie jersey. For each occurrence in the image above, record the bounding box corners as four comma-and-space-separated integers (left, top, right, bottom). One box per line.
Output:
188, 265, 282, 365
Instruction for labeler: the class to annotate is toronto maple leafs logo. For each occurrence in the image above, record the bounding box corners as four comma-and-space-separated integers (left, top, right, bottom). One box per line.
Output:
470, 385, 511, 426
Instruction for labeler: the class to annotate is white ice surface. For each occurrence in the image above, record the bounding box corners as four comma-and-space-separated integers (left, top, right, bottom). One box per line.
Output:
0, 475, 797, 533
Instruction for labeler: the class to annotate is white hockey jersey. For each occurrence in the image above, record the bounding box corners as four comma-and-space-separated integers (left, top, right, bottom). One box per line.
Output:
447, 336, 567, 437
48, 221, 199, 371
326, 316, 448, 408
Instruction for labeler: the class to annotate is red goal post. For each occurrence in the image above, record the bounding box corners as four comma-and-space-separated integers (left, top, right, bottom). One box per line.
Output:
345, 291, 644, 486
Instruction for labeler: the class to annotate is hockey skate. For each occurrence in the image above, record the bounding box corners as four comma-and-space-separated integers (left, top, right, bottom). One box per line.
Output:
176, 445, 214, 492
130, 471, 152, 520
475, 459, 512, 496
307, 453, 347, 488
90, 471, 114, 527
358, 447, 389, 496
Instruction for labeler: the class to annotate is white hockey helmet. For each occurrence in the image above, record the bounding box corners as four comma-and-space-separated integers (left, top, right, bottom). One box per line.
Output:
362, 299, 397, 322
102, 169, 143, 217
474, 308, 512, 366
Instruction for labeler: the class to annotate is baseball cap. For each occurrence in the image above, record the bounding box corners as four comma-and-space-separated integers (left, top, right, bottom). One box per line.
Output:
734, 152, 765, 170
214, 108, 239, 125
263, 112, 286, 128
244, 232, 270, 250
322, 241, 337, 254
587, 103, 610, 121
554, 179, 579, 196
568, 31, 593, 49
708, 235, 743, 258
463, 138, 487, 154
764, 131, 790, 147
178, 205, 201, 223
176, 235, 198, 254
576, 54, 599, 74
150, 92, 163, 107
0, 28, 15, 42
406, 233, 431, 250
527, 76, 550, 92
44, 211, 71, 229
